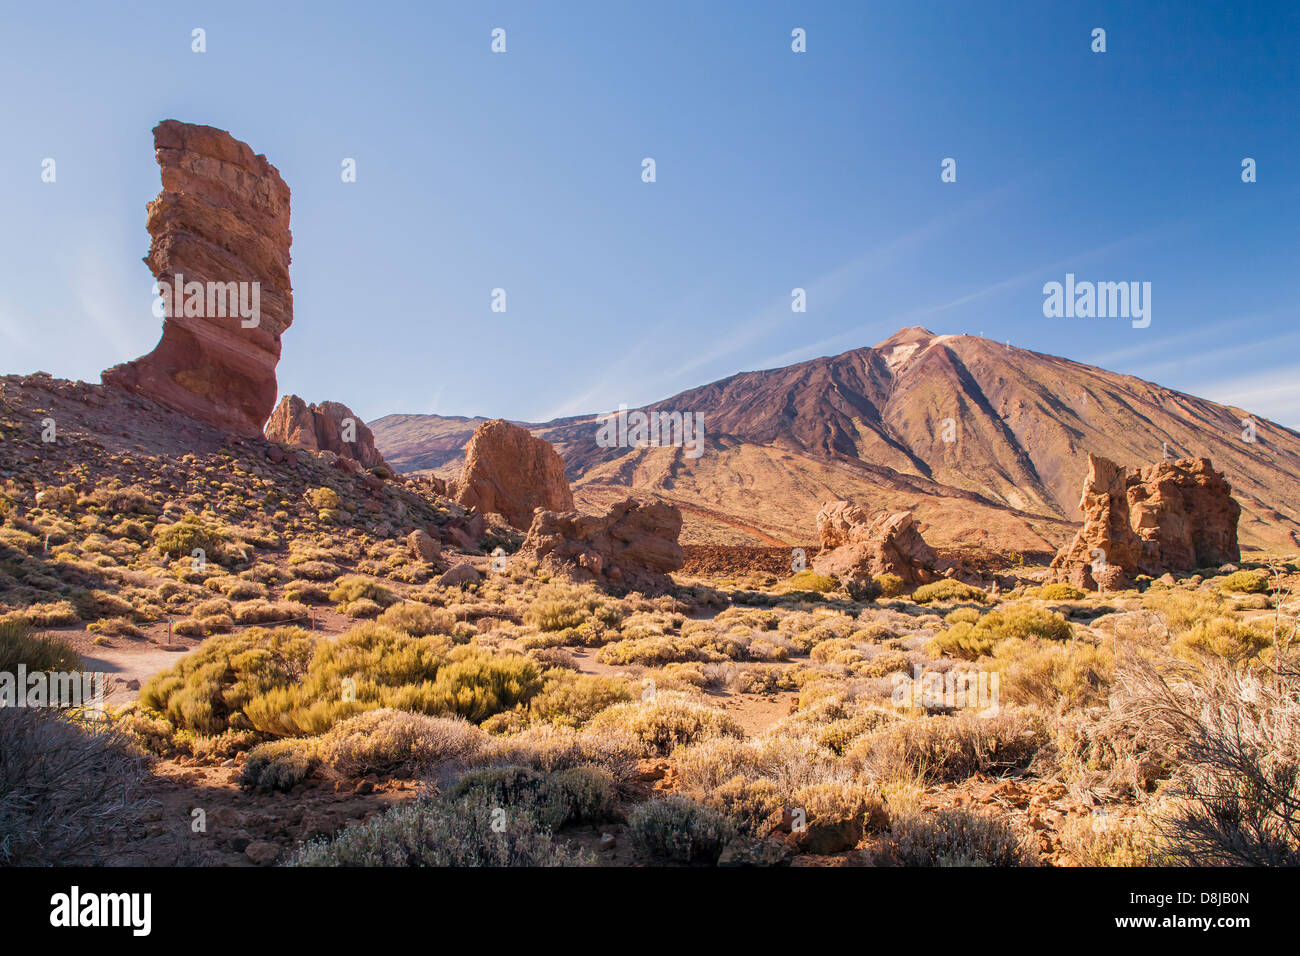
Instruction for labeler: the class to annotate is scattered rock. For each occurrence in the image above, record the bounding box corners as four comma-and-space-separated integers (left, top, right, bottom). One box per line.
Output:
244, 840, 281, 866
407, 528, 441, 563
718, 835, 794, 867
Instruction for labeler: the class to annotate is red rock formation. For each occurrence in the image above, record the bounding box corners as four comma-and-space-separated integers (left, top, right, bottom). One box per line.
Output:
811, 502, 943, 586
1129, 457, 1241, 573
520, 497, 684, 593
265, 395, 385, 470
102, 120, 293, 436
451, 419, 574, 530
1050, 454, 1241, 588
1048, 454, 1144, 589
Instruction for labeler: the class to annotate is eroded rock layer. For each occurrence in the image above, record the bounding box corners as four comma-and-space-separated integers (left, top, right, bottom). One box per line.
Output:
1050, 455, 1241, 588
103, 120, 293, 436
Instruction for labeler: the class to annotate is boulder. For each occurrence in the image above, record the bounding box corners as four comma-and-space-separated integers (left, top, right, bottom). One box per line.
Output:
407, 529, 441, 563
450, 419, 573, 530
811, 502, 943, 586
102, 121, 293, 436
519, 497, 684, 593
1050, 455, 1241, 588
265, 395, 386, 469
438, 563, 483, 588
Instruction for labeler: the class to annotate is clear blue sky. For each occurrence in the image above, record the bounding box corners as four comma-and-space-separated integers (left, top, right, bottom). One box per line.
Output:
1, 1, 1297, 427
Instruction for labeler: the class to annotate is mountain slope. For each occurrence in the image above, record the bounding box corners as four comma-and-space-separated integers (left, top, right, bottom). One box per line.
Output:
369, 328, 1300, 551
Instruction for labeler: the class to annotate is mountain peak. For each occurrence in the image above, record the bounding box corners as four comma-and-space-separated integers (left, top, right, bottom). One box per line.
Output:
873, 326, 938, 351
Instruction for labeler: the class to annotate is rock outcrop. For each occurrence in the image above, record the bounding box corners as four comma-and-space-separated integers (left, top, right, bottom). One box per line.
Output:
519, 497, 684, 592
265, 395, 385, 470
1047, 455, 1144, 590
102, 120, 293, 437
1130, 457, 1241, 573
1050, 454, 1241, 588
450, 419, 573, 530
811, 501, 943, 586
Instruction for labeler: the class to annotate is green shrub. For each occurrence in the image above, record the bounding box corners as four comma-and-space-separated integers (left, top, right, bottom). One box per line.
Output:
238, 738, 320, 791
875, 574, 906, 598
523, 583, 625, 633
783, 571, 839, 594
139, 627, 316, 735
628, 795, 734, 864
153, 518, 219, 559
912, 580, 987, 605
1028, 582, 1088, 600
330, 575, 398, 609
308, 487, 342, 511
0, 619, 81, 673
1219, 569, 1271, 594
928, 605, 1073, 661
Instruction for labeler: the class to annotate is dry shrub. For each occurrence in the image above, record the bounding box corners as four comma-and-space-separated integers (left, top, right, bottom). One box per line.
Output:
474, 722, 641, 779
628, 795, 734, 864
586, 692, 743, 756
320, 708, 488, 777
1057, 811, 1154, 866
377, 601, 455, 637
873, 807, 1033, 866
1108, 655, 1300, 865
989, 637, 1112, 711
847, 709, 1047, 783
289, 788, 588, 867
0, 709, 146, 864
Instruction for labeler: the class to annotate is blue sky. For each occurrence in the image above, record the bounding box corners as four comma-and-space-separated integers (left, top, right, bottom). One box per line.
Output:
1, 1, 1297, 427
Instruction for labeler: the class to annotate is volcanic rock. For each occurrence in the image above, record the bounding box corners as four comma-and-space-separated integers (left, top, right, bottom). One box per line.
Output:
811, 502, 943, 587
102, 120, 293, 436
520, 497, 684, 593
1048, 454, 1144, 590
407, 529, 441, 563
1129, 457, 1241, 573
438, 563, 483, 588
1050, 454, 1241, 588
265, 395, 385, 469
450, 419, 573, 530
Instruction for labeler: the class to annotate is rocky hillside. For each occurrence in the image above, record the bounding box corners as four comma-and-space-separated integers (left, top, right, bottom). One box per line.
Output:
371, 327, 1300, 552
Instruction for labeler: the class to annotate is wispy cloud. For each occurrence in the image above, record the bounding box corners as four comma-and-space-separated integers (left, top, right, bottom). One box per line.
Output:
1194, 366, 1300, 429
755, 224, 1169, 370
543, 186, 1017, 418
